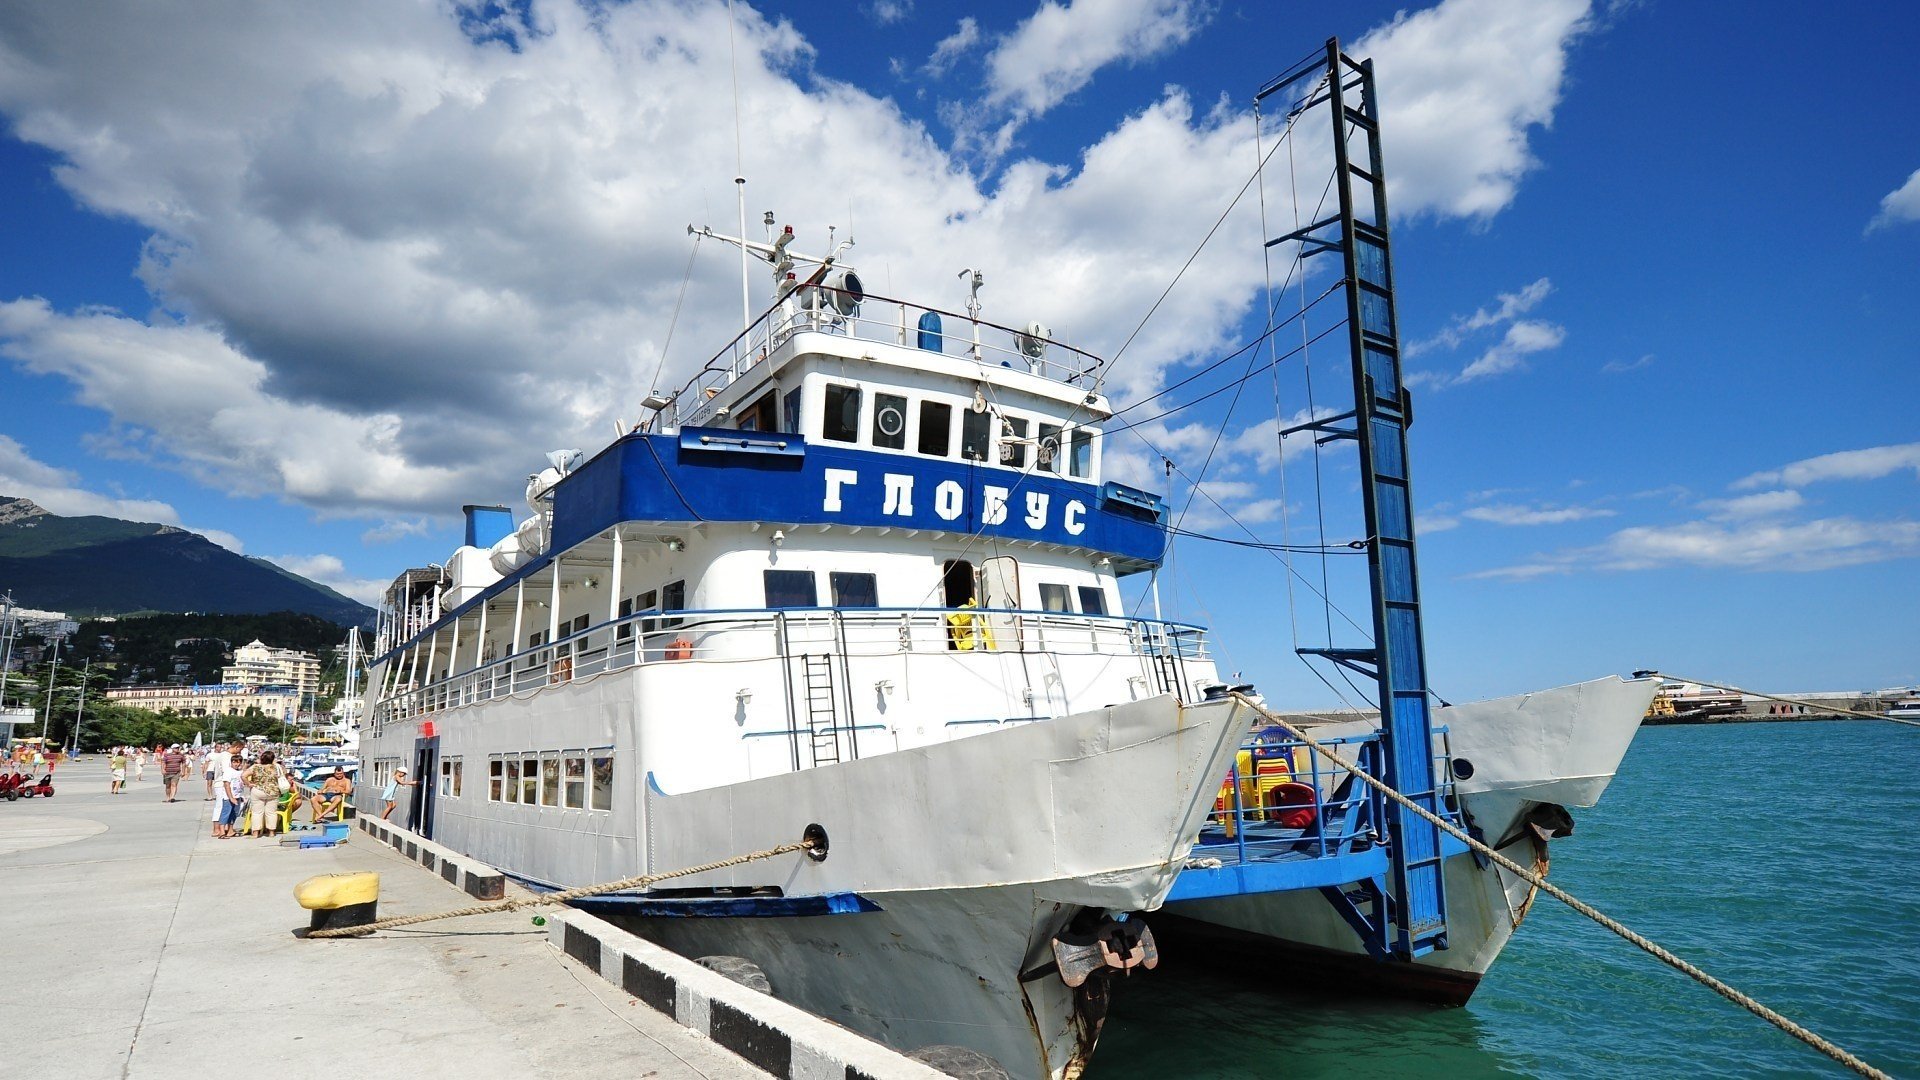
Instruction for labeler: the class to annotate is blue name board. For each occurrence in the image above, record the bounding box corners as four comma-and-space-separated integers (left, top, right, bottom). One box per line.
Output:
550, 430, 1168, 568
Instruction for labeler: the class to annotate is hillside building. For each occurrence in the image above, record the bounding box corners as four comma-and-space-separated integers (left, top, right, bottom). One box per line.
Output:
105, 682, 300, 719
221, 640, 321, 697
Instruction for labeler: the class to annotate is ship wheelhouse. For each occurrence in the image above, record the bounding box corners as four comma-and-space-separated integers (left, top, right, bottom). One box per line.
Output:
365, 282, 1217, 797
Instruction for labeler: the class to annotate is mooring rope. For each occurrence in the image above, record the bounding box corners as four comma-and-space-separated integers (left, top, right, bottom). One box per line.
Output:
1639, 670, 1920, 729
308, 838, 814, 939
1228, 692, 1893, 1080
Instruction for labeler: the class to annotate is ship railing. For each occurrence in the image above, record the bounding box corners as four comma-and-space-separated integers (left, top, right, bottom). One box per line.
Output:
372, 606, 1208, 727
666, 286, 1104, 430
1201, 728, 1462, 869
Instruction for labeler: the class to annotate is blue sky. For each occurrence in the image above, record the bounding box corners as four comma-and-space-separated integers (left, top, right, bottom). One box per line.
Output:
0, 0, 1915, 703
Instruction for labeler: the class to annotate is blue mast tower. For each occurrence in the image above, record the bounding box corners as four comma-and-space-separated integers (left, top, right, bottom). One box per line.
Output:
1265, 38, 1449, 960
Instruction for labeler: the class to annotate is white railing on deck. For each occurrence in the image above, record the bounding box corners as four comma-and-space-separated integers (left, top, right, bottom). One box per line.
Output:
371, 606, 1207, 729
669, 286, 1103, 430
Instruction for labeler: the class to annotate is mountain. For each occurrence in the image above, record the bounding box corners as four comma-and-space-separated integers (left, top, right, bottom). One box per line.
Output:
0, 497, 374, 625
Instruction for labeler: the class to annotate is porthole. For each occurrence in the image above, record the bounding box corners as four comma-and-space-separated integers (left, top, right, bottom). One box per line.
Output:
1452, 757, 1475, 781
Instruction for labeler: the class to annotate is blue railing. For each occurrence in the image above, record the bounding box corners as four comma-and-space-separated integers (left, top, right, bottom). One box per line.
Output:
1195, 725, 1460, 872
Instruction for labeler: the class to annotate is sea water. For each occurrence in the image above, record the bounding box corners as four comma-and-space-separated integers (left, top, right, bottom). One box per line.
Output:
1097, 720, 1920, 1078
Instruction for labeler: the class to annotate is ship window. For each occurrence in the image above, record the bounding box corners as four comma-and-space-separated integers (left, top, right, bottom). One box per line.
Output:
872, 393, 908, 450
999, 416, 1028, 468
783, 388, 802, 434
563, 753, 586, 809
539, 754, 561, 807
1037, 424, 1062, 473
918, 401, 952, 457
830, 571, 878, 608
570, 613, 589, 636
520, 754, 539, 804
661, 580, 685, 629
489, 757, 504, 802
961, 408, 991, 461
739, 391, 777, 432
590, 749, 614, 812
504, 758, 520, 803
616, 597, 633, 640
823, 384, 861, 443
1077, 586, 1107, 617
1070, 429, 1094, 478
1039, 583, 1071, 612
763, 569, 818, 608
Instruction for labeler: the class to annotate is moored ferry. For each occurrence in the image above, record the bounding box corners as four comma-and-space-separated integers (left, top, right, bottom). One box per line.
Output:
357, 227, 1254, 1076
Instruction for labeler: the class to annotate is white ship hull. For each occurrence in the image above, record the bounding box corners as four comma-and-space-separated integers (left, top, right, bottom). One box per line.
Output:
1161, 676, 1656, 1002
360, 675, 1249, 1079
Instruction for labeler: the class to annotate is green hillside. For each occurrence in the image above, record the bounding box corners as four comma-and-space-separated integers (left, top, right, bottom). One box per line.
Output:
0, 497, 373, 625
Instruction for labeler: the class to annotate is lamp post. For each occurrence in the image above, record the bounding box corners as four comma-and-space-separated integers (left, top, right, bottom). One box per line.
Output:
70, 658, 90, 755
39, 634, 62, 742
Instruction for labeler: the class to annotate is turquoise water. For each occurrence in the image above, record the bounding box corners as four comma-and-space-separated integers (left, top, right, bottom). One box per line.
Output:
1097, 720, 1920, 1078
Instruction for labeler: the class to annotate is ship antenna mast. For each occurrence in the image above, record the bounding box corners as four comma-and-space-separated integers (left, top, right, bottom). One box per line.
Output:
725, 0, 751, 333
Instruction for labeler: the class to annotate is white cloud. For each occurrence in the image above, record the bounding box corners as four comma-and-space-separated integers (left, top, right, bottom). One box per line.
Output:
1601, 353, 1653, 374
1700, 489, 1803, 519
1356, 0, 1593, 219
269, 553, 388, 606
984, 0, 1208, 118
1407, 276, 1552, 356
1734, 442, 1920, 491
361, 518, 434, 544
1455, 319, 1566, 382
1472, 515, 1920, 579
0, 433, 247, 550
0, 433, 179, 524
1867, 167, 1920, 233
866, 0, 913, 25
0, 0, 1601, 532
924, 18, 981, 76
1461, 502, 1613, 526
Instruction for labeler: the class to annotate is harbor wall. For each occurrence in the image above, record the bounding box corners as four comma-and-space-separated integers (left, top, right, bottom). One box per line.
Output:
363, 815, 945, 1080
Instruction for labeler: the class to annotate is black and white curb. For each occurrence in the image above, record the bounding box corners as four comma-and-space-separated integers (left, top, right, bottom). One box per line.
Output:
356, 815, 506, 900
548, 909, 947, 1080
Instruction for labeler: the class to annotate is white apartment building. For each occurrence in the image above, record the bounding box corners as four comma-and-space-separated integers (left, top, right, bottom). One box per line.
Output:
106, 683, 301, 719
221, 640, 322, 697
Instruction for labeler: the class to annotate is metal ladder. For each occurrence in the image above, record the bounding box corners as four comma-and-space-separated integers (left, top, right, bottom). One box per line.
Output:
1263, 38, 1449, 960
800, 653, 841, 767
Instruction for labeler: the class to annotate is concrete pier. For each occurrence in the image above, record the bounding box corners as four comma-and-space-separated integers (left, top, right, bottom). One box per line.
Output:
0, 758, 758, 1079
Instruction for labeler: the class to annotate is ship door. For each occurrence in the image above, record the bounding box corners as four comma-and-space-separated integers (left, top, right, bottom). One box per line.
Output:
411, 734, 439, 839
979, 556, 1022, 650
942, 559, 975, 651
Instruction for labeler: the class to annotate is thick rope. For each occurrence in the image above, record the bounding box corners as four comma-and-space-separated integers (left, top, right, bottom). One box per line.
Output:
1641, 670, 1920, 729
308, 839, 813, 939
1228, 693, 1892, 1080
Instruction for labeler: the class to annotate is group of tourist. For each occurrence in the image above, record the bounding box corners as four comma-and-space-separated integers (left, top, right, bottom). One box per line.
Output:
194, 741, 356, 839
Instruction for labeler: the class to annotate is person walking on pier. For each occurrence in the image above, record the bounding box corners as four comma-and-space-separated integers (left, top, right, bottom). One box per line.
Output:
161, 744, 186, 802
109, 749, 127, 794
133, 749, 146, 783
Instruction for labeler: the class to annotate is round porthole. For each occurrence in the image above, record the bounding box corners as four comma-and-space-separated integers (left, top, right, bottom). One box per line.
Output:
877, 404, 905, 437
1452, 757, 1475, 780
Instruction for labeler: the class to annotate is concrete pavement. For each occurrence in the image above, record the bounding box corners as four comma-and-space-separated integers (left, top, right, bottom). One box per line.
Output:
0, 758, 759, 1079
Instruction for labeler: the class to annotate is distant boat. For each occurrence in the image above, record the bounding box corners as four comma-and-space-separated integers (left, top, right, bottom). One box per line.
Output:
1888, 695, 1920, 721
